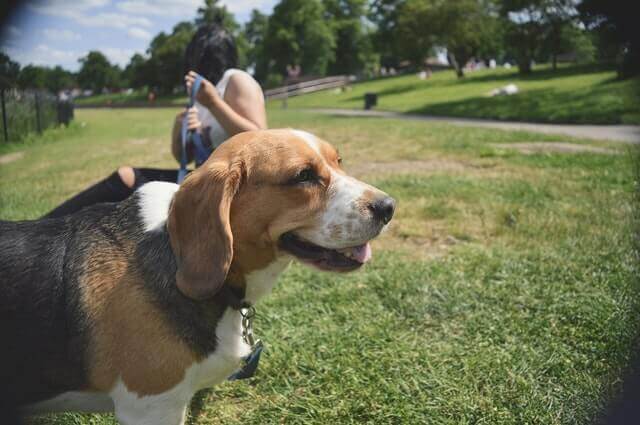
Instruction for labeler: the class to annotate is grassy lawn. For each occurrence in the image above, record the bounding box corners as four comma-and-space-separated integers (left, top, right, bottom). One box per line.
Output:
73, 91, 186, 107
1, 107, 638, 424
282, 64, 640, 125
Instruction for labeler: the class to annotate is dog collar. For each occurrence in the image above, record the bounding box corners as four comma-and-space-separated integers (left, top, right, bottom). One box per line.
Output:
218, 284, 264, 381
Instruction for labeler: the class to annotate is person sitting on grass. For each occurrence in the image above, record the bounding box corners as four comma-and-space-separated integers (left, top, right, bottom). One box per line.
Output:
44, 24, 266, 219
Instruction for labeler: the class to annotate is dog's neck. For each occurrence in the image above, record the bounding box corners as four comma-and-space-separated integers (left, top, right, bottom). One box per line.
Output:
226, 254, 291, 306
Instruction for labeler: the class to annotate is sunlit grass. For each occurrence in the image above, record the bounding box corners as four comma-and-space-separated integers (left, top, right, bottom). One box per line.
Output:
1, 108, 637, 424
282, 64, 640, 124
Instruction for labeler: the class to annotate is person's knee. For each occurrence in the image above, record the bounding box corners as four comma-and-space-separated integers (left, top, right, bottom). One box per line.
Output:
117, 166, 136, 188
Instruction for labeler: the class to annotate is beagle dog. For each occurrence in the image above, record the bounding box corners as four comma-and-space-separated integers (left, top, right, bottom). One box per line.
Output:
0, 129, 395, 424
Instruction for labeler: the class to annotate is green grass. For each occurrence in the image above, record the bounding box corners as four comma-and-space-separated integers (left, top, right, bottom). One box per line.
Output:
282, 64, 640, 125
74, 90, 186, 106
1, 107, 638, 424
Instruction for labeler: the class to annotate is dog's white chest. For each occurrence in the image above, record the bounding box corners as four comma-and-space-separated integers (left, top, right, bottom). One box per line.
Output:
189, 309, 251, 389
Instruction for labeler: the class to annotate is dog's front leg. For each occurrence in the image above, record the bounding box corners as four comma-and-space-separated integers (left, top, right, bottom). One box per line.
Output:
110, 381, 192, 425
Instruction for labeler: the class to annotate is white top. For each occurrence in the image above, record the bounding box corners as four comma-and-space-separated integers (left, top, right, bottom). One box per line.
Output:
194, 68, 250, 150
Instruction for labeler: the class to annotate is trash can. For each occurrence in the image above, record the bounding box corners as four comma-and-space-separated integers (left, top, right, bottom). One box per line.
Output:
364, 92, 377, 110
57, 100, 74, 126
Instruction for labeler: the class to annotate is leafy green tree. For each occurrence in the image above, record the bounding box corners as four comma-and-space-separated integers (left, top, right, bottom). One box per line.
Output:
394, 0, 438, 69
499, 0, 578, 74
579, 0, 639, 78
388, 0, 502, 77
323, 0, 375, 76
438, 0, 501, 77
264, 0, 335, 77
0, 52, 20, 89
77, 51, 120, 92
243, 9, 270, 82
17, 65, 48, 90
145, 22, 196, 94
195, 0, 248, 68
123, 53, 149, 89
45, 66, 76, 93
369, 0, 405, 68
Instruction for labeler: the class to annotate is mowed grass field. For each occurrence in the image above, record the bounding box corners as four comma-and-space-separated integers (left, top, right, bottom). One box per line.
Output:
0, 107, 638, 424
283, 64, 640, 125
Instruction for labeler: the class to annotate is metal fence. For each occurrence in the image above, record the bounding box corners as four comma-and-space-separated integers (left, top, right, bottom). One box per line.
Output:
264, 75, 351, 100
0, 88, 73, 143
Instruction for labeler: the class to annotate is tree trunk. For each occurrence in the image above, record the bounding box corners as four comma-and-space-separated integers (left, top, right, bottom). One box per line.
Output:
517, 55, 532, 74
448, 53, 464, 78
552, 52, 557, 71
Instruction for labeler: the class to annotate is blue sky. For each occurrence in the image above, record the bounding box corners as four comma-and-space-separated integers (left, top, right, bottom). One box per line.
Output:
1, 0, 278, 71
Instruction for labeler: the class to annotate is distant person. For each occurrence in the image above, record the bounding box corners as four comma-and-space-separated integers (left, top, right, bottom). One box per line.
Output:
45, 24, 266, 218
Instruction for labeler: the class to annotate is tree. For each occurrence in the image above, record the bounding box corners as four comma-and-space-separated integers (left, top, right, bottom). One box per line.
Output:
45, 66, 75, 93
369, 0, 405, 68
499, 0, 578, 74
579, 0, 640, 78
77, 51, 120, 92
323, 0, 375, 76
145, 22, 196, 94
196, 0, 248, 68
243, 9, 270, 82
0, 52, 20, 89
438, 0, 501, 77
16, 65, 48, 90
264, 0, 335, 77
123, 53, 149, 89
196, 0, 239, 31
394, 0, 439, 69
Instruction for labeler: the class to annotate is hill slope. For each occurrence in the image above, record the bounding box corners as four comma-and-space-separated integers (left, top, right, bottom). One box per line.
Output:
282, 64, 640, 125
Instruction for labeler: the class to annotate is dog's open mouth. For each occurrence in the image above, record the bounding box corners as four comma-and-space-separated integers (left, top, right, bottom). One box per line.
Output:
278, 232, 372, 272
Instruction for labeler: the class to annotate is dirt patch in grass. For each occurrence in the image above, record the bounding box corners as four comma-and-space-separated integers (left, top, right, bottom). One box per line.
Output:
129, 138, 150, 145
0, 152, 24, 165
492, 142, 619, 155
349, 159, 476, 178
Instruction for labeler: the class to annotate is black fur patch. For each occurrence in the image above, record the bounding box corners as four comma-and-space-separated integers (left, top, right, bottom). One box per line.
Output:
0, 191, 237, 409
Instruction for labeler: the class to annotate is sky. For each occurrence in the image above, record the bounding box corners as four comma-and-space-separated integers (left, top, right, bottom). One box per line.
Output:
0, 0, 278, 71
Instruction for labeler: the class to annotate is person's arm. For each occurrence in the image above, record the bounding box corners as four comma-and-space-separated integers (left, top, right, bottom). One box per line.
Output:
171, 108, 201, 163
185, 71, 267, 137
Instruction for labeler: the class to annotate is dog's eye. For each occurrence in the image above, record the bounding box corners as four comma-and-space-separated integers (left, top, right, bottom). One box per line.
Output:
337, 156, 343, 165
291, 167, 317, 184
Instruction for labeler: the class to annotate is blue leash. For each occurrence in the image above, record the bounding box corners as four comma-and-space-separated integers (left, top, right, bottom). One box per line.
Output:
177, 76, 263, 380
177, 74, 212, 183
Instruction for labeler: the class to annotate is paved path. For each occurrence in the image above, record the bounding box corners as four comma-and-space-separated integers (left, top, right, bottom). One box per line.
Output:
307, 108, 640, 144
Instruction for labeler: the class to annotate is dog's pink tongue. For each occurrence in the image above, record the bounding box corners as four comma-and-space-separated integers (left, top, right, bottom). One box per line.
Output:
351, 242, 372, 263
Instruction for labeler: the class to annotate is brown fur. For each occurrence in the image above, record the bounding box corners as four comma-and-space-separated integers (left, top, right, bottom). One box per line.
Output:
81, 245, 198, 396
79, 130, 359, 397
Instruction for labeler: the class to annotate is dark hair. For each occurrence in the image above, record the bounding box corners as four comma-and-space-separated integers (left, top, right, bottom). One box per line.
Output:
184, 24, 238, 85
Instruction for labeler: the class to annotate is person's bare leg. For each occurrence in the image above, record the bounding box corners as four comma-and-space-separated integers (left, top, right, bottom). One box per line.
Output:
118, 166, 136, 188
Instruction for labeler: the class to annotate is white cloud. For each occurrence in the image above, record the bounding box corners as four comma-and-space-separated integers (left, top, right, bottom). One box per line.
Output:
7, 26, 22, 37
79, 12, 152, 28
117, 0, 200, 17
127, 27, 152, 41
2, 43, 85, 70
116, 0, 276, 21
29, 0, 152, 30
29, 0, 110, 18
220, 0, 276, 17
102, 47, 138, 67
42, 28, 81, 41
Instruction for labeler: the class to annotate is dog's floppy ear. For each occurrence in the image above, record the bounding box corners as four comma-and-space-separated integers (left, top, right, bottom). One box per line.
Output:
167, 161, 242, 300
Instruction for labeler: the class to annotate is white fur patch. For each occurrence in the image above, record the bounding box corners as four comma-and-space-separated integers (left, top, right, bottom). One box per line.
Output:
109, 309, 251, 424
137, 182, 179, 232
292, 129, 321, 155
244, 257, 291, 304
23, 391, 114, 414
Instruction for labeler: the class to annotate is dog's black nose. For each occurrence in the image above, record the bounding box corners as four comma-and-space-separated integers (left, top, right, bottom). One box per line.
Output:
369, 196, 396, 224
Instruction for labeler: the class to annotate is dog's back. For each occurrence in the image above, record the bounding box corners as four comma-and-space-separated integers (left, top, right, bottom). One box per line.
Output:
0, 206, 114, 408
